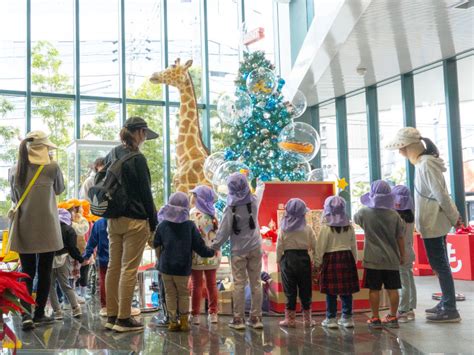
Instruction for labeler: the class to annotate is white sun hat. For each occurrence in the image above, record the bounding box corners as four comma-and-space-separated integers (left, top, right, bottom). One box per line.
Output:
385, 127, 422, 150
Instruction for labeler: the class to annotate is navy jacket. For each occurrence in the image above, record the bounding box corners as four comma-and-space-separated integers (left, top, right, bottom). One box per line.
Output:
154, 220, 215, 276
83, 218, 109, 267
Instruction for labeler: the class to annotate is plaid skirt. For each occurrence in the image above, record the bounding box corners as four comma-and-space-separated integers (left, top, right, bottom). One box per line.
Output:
320, 250, 360, 295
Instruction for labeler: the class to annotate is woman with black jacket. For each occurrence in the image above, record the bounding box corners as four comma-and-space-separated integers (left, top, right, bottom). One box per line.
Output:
104, 117, 158, 333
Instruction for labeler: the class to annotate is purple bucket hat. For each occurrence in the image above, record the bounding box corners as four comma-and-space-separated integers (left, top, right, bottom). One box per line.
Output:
190, 185, 217, 217
157, 192, 190, 223
58, 208, 72, 225
360, 180, 394, 210
226, 173, 253, 207
323, 196, 350, 227
392, 185, 414, 211
281, 198, 309, 232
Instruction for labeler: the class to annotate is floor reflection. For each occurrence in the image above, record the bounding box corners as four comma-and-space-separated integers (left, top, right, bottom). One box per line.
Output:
10, 302, 423, 354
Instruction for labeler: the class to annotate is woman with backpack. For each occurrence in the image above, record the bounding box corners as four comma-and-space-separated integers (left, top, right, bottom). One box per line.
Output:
8, 131, 65, 330
103, 117, 159, 333
386, 127, 462, 323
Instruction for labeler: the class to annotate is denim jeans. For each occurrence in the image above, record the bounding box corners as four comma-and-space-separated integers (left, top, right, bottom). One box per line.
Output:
326, 294, 353, 319
423, 236, 456, 312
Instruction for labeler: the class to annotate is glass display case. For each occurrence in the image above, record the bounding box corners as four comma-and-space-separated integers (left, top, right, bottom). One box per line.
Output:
66, 139, 119, 199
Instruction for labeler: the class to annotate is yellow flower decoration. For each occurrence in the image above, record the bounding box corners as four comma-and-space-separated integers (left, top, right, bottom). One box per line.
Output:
337, 177, 349, 191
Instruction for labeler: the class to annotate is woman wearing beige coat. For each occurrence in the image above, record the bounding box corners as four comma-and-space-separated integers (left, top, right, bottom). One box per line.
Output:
9, 131, 65, 330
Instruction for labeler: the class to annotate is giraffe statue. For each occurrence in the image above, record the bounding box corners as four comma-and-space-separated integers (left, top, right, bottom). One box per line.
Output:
150, 58, 210, 193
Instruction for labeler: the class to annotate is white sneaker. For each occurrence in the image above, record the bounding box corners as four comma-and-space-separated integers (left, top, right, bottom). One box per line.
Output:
76, 295, 86, 304
131, 307, 141, 316
407, 310, 416, 321
208, 313, 218, 324
99, 307, 107, 317
190, 315, 201, 325
72, 306, 82, 318
337, 317, 354, 328
53, 310, 64, 320
321, 318, 338, 329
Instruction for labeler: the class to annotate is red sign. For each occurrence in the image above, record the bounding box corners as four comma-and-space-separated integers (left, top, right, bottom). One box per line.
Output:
243, 27, 265, 45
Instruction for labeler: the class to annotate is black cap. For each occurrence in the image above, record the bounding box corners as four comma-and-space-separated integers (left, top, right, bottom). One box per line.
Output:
124, 116, 159, 140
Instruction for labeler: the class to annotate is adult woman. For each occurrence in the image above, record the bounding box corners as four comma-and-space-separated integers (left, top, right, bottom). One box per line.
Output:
104, 116, 158, 333
9, 131, 65, 330
386, 127, 462, 323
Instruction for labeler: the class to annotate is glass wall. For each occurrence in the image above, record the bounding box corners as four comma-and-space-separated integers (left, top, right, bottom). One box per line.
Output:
0, 0, 280, 211
319, 101, 338, 178
457, 55, 474, 221
414, 65, 451, 192
0, 95, 25, 217
0, 1, 26, 91
377, 80, 406, 186
346, 92, 369, 213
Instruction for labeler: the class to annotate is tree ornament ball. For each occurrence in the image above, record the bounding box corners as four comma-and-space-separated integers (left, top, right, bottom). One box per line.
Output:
203, 151, 226, 183
282, 88, 307, 119
212, 161, 254, 201
278, 122, 321, 162
217, 91, 253, 126
246, 67, 277, 96
307, 168, 324, 181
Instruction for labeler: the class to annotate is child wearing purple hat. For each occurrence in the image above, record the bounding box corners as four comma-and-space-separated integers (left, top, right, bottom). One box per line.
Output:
154, 192, 215, 332
392, 185, 417, 323
354, 180, 405, 329
211, 173, 263, 330
276, 198, 316, 328
314, 196, 359, 329
189, 185, 221, 325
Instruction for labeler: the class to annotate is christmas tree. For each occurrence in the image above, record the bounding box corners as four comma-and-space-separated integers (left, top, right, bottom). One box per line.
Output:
221, 51, 315, 184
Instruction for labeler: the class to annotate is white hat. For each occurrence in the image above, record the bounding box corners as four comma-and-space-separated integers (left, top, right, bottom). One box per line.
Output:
385, 127, 421, 150
26, 130, 57, 149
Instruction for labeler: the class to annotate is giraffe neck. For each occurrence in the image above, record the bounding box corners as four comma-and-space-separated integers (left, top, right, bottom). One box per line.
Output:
177, 75, 209, 156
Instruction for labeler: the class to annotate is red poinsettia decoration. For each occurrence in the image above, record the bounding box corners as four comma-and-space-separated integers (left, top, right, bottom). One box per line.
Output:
0, 271, 35, 354
456, 225, 474, 235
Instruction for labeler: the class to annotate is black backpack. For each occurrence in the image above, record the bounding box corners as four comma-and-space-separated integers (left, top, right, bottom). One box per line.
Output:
89, 148, 141, 218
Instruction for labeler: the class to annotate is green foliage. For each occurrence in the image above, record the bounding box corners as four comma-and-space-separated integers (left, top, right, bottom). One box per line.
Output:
82, 102, 118, 141
127, 80, 165, 206
0, 97, 19, 216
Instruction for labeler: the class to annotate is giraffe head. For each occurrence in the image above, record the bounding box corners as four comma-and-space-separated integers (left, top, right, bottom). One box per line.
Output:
150, 58, 193, 91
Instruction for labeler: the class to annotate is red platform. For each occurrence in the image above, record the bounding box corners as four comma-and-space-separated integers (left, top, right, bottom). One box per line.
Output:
413, 233, 474, 280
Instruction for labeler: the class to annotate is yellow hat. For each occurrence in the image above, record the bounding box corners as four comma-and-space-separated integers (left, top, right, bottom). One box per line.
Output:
58, 201, 74, 210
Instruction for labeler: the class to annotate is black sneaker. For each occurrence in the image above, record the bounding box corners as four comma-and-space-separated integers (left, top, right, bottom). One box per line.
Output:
425, 304, 442, 314
426, 310, 461, 323
105, 316, 117, 330
22, 314, 35, 331
33, 315, 56, 326
112, 317, 144, 333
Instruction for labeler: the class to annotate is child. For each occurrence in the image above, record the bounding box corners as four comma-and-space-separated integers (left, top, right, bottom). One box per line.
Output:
154, 192, 215, 332
49, 208, 84, 320
67, 199, 90, 303
83, 217, 109, 317
314, 196, 359, 329
392, 185, 417, 322
189, 185, 221, 325
354, 180, 405, 329
211, 173, 263, 330
276, 198, 316, 328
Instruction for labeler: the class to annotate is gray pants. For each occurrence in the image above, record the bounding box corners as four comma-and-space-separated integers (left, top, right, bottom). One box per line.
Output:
399, 264, 417, 313
49, 261, 79, 311
231, 247, 263, 318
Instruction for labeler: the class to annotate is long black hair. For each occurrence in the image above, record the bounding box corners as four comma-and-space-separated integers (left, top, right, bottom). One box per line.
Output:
231, 203, 256, 235
397, 209, 415, 224
16, 137, 34, 187
420, 137, 439, 158
330, 225, 352, 234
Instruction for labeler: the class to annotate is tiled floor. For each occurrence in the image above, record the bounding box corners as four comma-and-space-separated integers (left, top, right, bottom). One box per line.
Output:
7, 276, 473, 354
